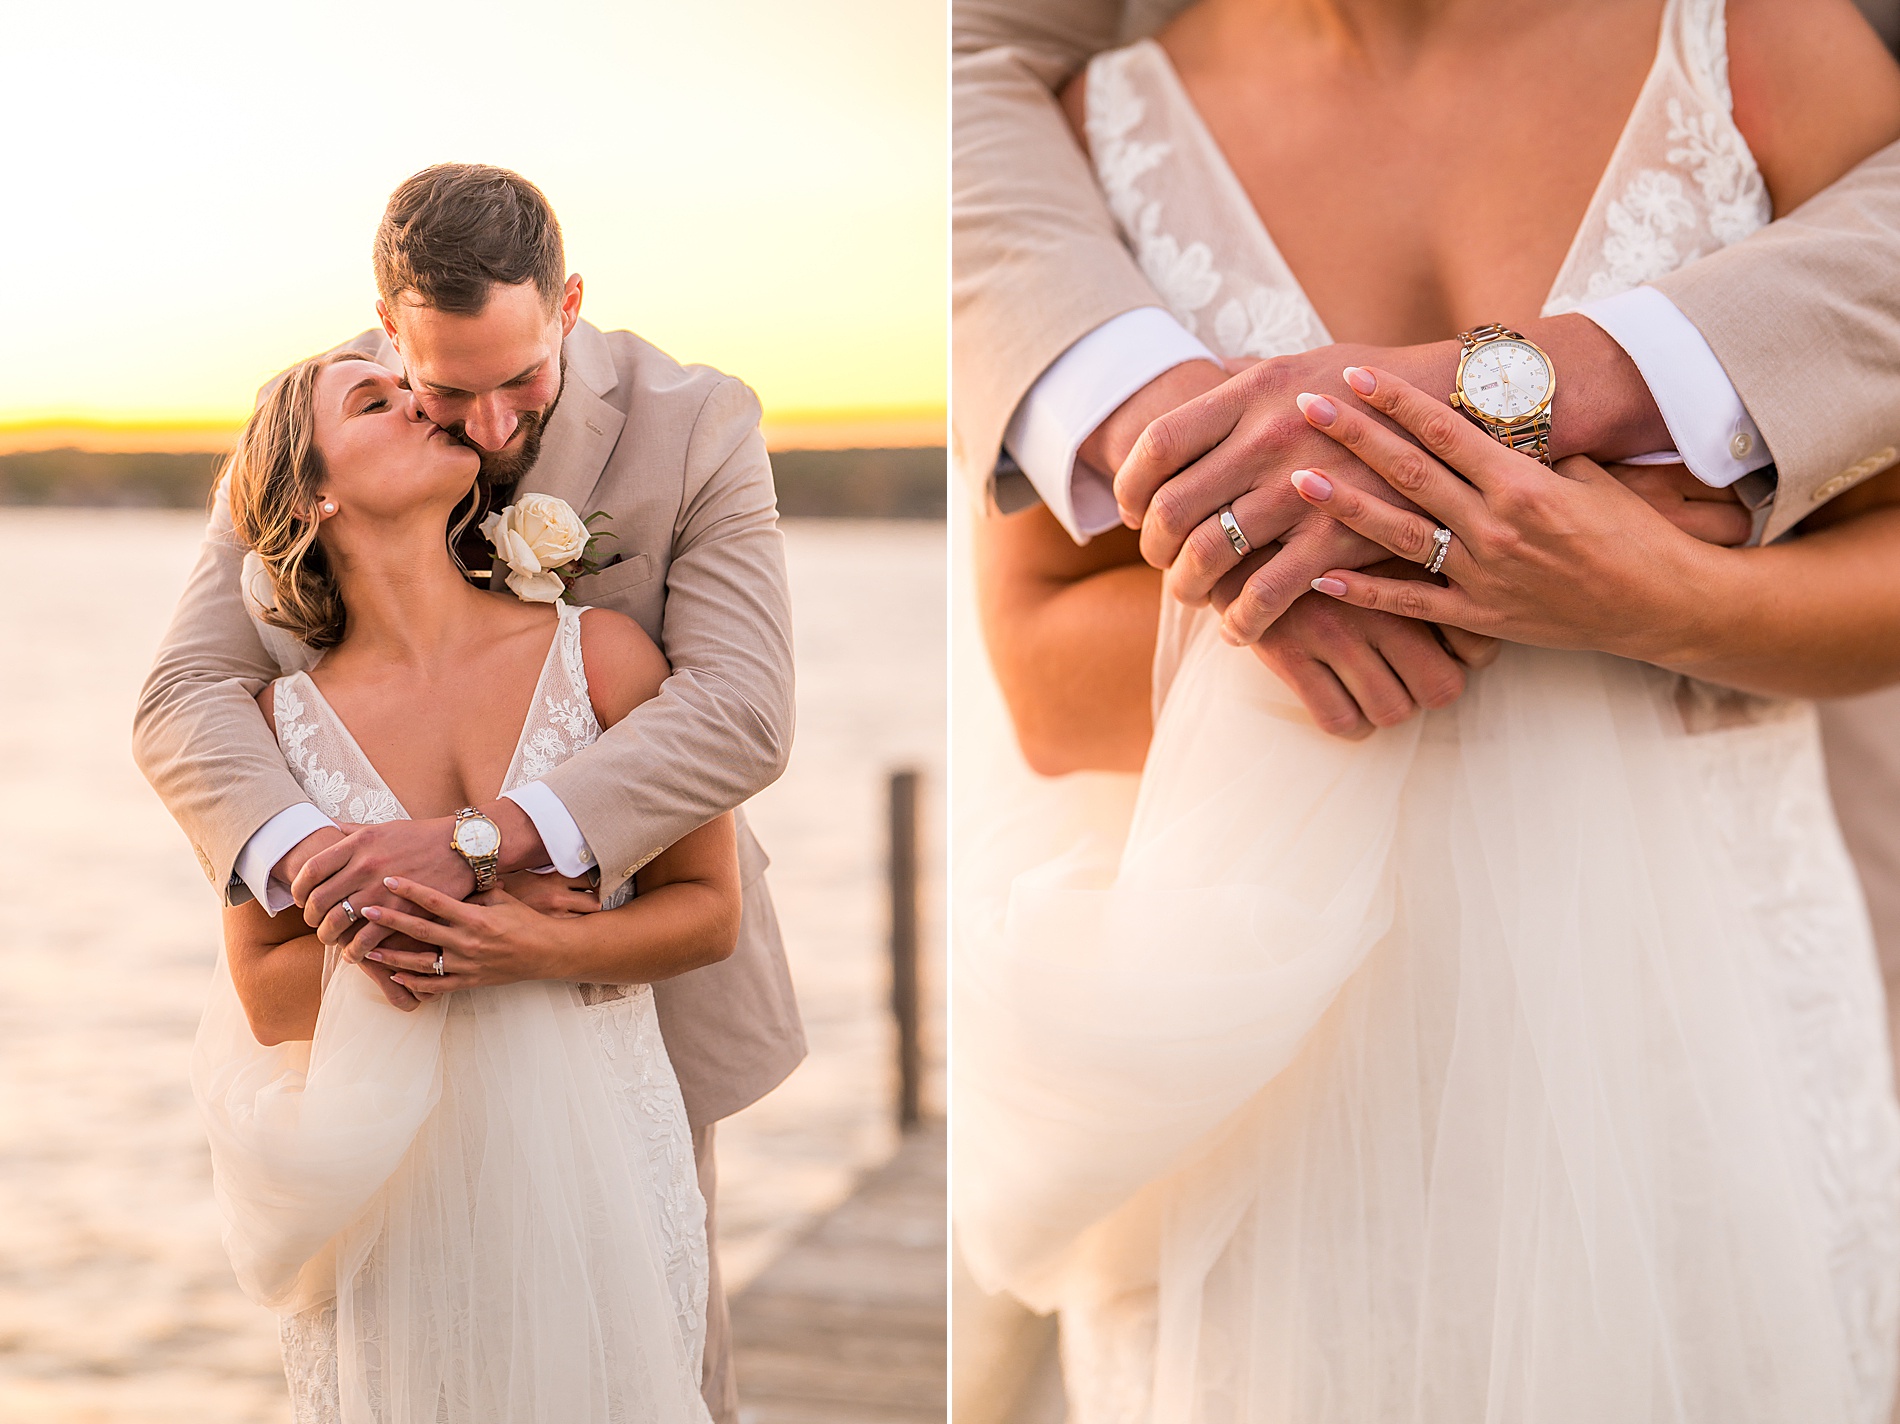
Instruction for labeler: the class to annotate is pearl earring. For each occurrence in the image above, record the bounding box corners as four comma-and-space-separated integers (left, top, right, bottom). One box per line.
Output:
321, 501, 337, 515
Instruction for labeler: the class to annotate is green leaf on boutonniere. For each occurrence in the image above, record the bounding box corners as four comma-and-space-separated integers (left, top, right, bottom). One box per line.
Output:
556, 512, 622, 594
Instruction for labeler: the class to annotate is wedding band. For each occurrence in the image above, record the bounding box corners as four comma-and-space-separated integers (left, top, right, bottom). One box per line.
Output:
1218, 506, 1252, 558
432, 952, 445, 976
340, 899, 359, 925
1425, 526, 1453, 575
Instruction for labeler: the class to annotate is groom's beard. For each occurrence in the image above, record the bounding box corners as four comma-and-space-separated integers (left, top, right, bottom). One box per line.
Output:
443, 353, 569, 496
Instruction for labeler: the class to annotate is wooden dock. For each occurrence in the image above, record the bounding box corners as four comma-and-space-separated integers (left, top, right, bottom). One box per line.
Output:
731, 1120, 946, 1423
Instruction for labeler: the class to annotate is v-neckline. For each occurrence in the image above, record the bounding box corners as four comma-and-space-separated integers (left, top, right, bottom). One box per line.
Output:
291, 610, 569, 822
1134, 0, 1676, 337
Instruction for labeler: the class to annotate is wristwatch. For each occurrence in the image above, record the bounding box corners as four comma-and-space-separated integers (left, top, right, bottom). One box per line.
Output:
1449, 323, 1555, 465
451, 807, 502, 892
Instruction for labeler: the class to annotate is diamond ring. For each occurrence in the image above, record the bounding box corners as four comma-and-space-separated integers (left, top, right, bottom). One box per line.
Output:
433, 952, 446, 976
1425, 526, 1453, 575
1218, 506, 1251, 558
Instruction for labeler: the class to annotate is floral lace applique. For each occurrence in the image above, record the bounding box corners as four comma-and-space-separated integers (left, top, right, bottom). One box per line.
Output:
1088, 52, 1221, 332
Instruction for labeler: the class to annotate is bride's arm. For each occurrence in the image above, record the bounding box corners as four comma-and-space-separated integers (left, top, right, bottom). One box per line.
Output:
977, 505, 1160, 774
1292, 368, 1900, 700
361, 609, 742, 993
224, 681, 421, 1045
223, 899, 326, 1047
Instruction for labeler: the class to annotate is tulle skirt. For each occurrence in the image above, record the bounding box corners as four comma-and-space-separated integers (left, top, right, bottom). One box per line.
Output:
193, 953, 710, 1424
954, 605, 1900, 1423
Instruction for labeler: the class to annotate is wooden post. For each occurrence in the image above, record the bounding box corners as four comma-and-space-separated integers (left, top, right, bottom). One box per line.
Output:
889, 768, 922, 1129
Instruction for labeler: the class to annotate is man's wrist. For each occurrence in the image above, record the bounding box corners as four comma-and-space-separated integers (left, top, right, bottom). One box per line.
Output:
1516, 313, 1670, 461
275, 825, 346, 899
481, 797, 548, 876
1080, 358, 1229, 479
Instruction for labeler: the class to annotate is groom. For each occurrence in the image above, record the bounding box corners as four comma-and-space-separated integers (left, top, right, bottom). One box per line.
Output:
134, 163, 800, 1422
956, 1, 1900, 1061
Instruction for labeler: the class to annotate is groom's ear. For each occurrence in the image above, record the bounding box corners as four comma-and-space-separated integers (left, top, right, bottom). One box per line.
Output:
558, 274, 583, 338
376, 298, 401, 350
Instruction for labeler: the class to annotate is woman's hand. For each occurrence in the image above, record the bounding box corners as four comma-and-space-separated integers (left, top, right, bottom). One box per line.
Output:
359, 877, 575, 997
1280, 366, 1716, 662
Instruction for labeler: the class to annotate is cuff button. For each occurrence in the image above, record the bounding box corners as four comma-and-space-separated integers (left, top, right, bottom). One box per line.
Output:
1729, 432, 1753, 459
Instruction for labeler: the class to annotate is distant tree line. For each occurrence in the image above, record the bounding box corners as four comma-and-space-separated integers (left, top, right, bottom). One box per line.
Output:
0, 446, 947, 519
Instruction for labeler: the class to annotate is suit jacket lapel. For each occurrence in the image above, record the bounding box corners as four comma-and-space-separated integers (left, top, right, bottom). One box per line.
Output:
519, 320, 626, 514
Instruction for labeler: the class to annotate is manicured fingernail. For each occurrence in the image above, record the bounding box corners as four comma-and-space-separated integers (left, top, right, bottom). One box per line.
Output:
384, 877, 399, 889
363, 906, 381, 919
1290, 469, 1334, 501
1344, 366, 1376, 395
365, 951, 384, 962
1296, 392, 1337, 425
1312, 577, 1349, 597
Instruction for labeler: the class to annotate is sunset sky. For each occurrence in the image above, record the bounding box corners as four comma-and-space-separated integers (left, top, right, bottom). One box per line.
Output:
2, 0, 944, 449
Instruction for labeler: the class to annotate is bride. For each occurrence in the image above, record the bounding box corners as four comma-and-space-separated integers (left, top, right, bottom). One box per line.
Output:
956, 1, 1900, 1420
194, 350, 730, 1422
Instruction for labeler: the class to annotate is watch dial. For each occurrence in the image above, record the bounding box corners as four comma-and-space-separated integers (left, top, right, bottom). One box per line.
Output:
458, 819, 501, 857
1461, 340, 1551, 422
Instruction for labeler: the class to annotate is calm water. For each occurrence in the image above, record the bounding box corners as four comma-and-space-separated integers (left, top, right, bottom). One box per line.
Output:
0, 510, 944, 1422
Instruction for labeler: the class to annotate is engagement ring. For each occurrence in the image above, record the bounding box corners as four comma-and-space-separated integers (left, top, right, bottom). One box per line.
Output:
432, 952, 445, 976
1425, 526, 1452, 575
1218, 506, 1252, 559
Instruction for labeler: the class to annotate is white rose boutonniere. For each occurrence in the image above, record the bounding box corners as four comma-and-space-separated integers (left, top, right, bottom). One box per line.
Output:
480, 495, 615, 604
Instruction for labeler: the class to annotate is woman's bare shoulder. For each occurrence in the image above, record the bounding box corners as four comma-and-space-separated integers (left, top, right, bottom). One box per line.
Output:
1729, 0, 1900, 215
1060, 61, 1090, 151
576, 606, 670, 729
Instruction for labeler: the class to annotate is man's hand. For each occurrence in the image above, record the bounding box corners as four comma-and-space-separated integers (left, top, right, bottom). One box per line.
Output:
1115, 315, 1671, 643
1115, 343, 1458, 634
500, 869, 601, 918
292, 798, 549, 959
1209, 550, 1500, 738
1613, 462, 1753, 546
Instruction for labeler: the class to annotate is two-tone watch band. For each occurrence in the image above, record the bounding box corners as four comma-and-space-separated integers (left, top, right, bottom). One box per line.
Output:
452, 806, 501, 892
1457, 323, 1554, 466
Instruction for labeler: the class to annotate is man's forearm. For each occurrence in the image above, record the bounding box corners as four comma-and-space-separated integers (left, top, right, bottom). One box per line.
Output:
1520, 314, 1671, 462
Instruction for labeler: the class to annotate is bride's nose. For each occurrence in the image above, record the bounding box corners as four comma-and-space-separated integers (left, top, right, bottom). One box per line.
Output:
401, 390, 430, 423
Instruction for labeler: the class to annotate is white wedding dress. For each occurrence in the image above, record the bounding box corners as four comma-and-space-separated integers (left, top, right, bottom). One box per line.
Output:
193, 600, 712, 1424
954, 3, 1900, 1421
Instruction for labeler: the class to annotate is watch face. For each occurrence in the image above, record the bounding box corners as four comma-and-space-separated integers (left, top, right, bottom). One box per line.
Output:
456, 817, 501, 858
1460, 339, 1552, 422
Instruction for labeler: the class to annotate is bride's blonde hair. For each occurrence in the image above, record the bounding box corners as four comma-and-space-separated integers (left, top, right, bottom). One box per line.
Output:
225, 349, 483, 650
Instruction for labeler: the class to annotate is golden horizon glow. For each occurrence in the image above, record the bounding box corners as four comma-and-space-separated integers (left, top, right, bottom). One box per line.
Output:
0, 406, 947, 456
3, 1, 945, 439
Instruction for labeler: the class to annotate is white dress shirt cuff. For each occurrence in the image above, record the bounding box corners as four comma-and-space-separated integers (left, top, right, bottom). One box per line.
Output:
1577, 285, 1773, 489
234, 802, 337, 915
501, 781, 597, 878
1003, 307, 1219, 542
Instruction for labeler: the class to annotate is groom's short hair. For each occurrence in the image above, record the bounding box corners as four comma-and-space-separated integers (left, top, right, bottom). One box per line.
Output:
374, 164, 565, 317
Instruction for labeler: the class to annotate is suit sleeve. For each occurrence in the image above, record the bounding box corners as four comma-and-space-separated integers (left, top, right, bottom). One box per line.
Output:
1651, 138, 1900, 542
131, 479, 317, 904
538, 377, 796, 898
952, 0, 1172, 491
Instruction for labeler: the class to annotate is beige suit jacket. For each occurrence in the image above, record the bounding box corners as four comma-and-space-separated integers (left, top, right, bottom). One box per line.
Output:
955, 0, 1900, 966
133, 320, 806, 1130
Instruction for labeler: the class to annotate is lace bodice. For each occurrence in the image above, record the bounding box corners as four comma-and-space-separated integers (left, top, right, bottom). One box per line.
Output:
1086, 0, 1769, 359
267, 601, 710, 1422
